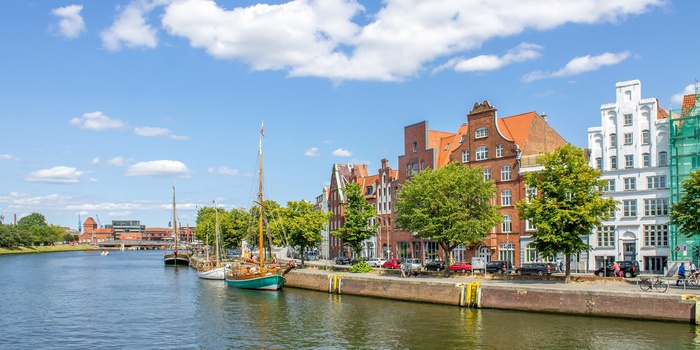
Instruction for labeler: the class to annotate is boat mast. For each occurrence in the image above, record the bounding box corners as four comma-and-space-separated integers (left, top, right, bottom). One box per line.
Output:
214, 199, 220, 262
258, 123, 264, 268
173, 184, 178, 254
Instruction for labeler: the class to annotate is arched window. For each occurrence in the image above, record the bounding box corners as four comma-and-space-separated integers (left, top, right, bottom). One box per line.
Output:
502, 215, 512, 232
658, 152, 668, 166
641, 130, 650, 145
475, 127, 487, 138
476, 146, 488, 160
501, 165, 511, 180
501, 190, 512, 206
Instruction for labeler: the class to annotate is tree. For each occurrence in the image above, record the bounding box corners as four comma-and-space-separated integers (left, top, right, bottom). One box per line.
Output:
281, 200, 331, 265
332, 182, 376, 258
17, 213, 48, 228
516, 144, 617, 283
670, 168, 700, 240
195, 206, 250, 254
395, 162, 502, 276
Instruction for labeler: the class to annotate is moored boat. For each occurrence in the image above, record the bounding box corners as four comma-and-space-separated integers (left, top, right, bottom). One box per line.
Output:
165, 184, 191, 266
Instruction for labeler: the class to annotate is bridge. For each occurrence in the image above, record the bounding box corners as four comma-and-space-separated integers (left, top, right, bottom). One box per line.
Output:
96, 240, 174, 250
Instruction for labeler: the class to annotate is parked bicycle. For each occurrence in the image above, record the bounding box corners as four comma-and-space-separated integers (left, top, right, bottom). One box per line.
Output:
639, 277, 668, 293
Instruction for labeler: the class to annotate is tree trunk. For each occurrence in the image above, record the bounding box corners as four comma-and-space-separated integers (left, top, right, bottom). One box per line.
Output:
442, 243, 453, 278
300, 246, 305, 266
564, 253, 571, 283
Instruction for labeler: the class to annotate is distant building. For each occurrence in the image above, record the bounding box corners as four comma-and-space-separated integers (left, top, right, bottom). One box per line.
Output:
78, 217, 114, 244
588, 80, 670, 274
312, 187, 330, 259
105, 220, 145, 241
328, 163, 354, 259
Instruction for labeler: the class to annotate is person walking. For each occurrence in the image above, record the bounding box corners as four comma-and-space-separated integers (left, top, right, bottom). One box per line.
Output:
612, 261, 621, 277
400, 262, 406, 278
677, 262, 686, 286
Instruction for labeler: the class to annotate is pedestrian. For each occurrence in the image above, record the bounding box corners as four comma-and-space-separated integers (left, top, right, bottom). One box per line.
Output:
558, 259, 564, 272
400, 262, 406, 278
690, 261, 697, 278
677, 263, 686, 286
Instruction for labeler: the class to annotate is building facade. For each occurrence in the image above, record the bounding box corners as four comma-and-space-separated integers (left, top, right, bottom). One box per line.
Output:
587, 80, 670, 274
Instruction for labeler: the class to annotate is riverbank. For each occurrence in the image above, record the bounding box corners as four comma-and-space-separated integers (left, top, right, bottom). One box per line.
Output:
0, 244, 95, 255
285, 267, 700, 324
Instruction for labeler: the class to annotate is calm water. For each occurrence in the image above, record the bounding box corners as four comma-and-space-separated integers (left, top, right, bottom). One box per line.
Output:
1, 250, 698, 349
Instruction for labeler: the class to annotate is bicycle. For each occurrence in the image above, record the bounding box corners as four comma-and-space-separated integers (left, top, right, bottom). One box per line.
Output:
639, 277, 668, 293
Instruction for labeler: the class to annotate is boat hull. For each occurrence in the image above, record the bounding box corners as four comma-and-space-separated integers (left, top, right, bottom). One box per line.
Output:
164, 253, 190, 266
197, 267, 226, 280
225, 274, 285, 290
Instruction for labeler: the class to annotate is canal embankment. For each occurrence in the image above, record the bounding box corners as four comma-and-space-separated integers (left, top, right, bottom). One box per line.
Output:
284, 267, 700, 324
0, 244, 95, 255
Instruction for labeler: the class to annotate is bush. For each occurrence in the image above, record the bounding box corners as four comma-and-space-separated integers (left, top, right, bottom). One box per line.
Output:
349, 261, 373, 273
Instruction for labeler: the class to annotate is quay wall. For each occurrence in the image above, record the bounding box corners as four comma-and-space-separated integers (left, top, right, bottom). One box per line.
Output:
284, 269, 699, 324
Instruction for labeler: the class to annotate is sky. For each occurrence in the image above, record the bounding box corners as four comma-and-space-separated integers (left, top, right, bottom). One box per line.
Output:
1, 0, 698, 231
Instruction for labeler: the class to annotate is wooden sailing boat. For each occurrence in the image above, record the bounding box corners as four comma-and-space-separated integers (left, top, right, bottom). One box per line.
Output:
164, 184, 191, 266
197, 200, 227, 280
225, 124, 291, 290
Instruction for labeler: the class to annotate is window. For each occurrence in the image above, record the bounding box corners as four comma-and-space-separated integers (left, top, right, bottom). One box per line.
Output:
596, 157, 603, 169
444, 143, 450, 151
459, 135, 466, 143
475, 127, 487, 138
644, 225, 668, 247
644, 198, 669, 216
525, 186, 537, 203
603, 179, 615, 192
623, 177, 636, 191
525, 218, 536, 231
624, 114, 633, 126
498, 243, 515, 263
658, 152, 668, 166
501, 165, 511, 181
462, 150, 469, 163
496, 144, 504, 158
502, 215, 512, 232
610, 156, 617, 169
642, 130, 650, 145
483, 168, 491, 181
624, 133, 633, 145
476, 146, 488, 160
412, 142, 417, 152
501, 190, 512, 206
643, 153, 651, 167
610, 134, 617, 147
597, 226, 614, 247
420, 161, 425, 170
412, 162, 418, 175
625, 154, 634, 168
623, 199, 637, 217
647, 175, 667, 189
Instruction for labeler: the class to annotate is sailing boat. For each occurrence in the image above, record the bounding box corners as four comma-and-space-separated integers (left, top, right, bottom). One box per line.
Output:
197, 200, 227, 280
164, 184, 191, 266
225, 124, 291, 290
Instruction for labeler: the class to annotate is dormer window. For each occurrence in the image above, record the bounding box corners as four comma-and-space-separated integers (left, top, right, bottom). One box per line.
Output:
459, 135, 466, 143
475, 127, 487, 139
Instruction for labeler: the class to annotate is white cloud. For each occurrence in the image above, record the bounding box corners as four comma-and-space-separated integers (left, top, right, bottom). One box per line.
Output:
332, 148, 352, 157
107, 157, 125, 167
134, 126, 189, 140
51, 5, 86, 39
70, 111, 126, 131
151, 0, 663, 82
671, 84, 697, 105
125, 160, 192, 177
101, 1, 161, 51
91, 157, 101, 165
522, 51, 631, 82
24, 166, 89, 184
305, 147, 320, 157
208, 166, 247, 176
0, 154, 20, 161
435, 43, 543, 73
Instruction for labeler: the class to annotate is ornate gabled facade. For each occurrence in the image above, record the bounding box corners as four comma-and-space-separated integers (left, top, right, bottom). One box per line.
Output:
588, 80, 670, 274
328, 163, 354, 259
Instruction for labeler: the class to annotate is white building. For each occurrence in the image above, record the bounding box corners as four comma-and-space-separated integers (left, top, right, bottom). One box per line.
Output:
587, 80, 670, 274
313, 187, 330, 259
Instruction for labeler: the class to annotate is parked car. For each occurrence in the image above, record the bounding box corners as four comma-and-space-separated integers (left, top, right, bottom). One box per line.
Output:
383, 258, 402, 269
424, 260, 446, 271
449, 262, 473, 273
515, 263, 555, 276
335, 256, 350, 265
365, 258, 386, 268
486, 260, 513, 274
403, 258, 422, 273
594, 260, 640, 278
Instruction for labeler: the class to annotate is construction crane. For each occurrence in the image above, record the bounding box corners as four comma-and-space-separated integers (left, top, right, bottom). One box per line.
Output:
78, 214, 82, 233
95, 214, 103, 228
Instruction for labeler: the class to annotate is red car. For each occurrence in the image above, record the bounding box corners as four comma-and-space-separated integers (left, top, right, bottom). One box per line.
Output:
449, 262, 473, 273
383, 258, 402, 269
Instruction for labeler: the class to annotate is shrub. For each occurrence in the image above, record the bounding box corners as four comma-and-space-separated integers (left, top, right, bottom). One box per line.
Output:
349, 261, 373, 273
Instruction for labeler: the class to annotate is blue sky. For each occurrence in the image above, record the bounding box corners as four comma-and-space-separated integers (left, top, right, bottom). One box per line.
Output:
1, 0, 697, 230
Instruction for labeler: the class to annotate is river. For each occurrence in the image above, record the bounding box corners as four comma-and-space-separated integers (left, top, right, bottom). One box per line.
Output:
0, 249, 698, 349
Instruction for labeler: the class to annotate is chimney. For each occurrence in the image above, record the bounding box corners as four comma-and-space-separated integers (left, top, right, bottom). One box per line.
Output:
14, 213, 17, 225
541, 112, 547, 122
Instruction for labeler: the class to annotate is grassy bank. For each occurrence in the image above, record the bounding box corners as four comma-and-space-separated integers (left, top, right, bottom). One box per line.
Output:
0, 244, 96, 255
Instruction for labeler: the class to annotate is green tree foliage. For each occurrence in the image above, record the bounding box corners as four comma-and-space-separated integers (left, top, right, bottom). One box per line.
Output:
349, 261, 373, 273
516, 144, 617, 283
670, 168, 700, 238
195, 205, 250, 253
332, 182, 377, 257
17, 213, 48, 227
0, 224, 33, 247
280, 200, 330, 265
395, 163, 502, 276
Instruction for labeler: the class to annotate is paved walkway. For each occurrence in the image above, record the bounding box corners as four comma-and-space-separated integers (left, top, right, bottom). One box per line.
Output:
292, 259, 700, 296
